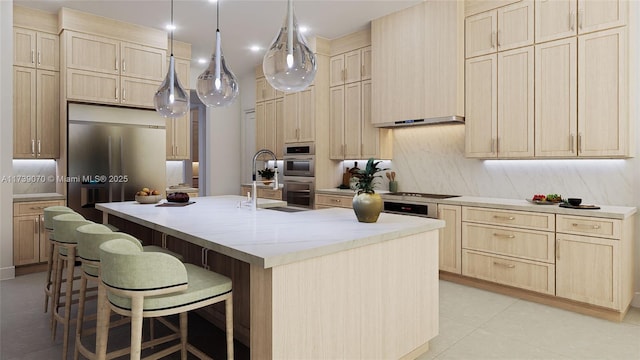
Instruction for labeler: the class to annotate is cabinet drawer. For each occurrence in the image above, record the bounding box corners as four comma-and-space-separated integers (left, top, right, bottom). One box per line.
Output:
462, 223, 555, 263
315, 194, 352, 209
556, 215, 621, 239
257, 188, 282, 200
14, 200, 65, 216
462, 207, 555, 231
462, 250, 555, 295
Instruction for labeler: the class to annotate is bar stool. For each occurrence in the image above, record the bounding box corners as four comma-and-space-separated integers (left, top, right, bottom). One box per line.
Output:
43, 206, 76, 313
50, 212, 93, 359
74, 224, 185, 360
97, 238, 234, 360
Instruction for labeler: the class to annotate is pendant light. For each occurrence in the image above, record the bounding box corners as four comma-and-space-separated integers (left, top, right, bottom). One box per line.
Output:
196, 0, 239, 107
154, 0, 189, 118
262, 0, 316, 92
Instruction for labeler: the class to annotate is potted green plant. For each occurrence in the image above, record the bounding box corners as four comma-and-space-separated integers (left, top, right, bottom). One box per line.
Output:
258, 167, 276, 184
352, 158, 386, 223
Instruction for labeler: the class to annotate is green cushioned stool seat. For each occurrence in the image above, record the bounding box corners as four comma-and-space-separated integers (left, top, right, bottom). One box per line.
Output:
42, 206, 76, 316
97, 238, 234, 360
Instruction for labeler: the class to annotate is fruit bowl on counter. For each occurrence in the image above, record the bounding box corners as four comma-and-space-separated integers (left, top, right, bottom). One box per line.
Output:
135, 187, 162, 204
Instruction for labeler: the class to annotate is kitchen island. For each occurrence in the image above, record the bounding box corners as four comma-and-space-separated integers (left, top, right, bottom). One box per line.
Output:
97, 195, 444, 359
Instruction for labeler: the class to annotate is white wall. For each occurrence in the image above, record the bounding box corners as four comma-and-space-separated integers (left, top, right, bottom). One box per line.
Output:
1, 1, 15, 280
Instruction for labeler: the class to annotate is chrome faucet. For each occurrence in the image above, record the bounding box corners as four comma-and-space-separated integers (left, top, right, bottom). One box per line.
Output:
251, 149, 278, 210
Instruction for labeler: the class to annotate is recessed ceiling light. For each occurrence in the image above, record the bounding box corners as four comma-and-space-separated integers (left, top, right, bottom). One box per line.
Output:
208, 0, 217, 3
197, 58, 207, 64
165, 24, 176, 31
299, 26, 309, 33
250, 45, 261, 52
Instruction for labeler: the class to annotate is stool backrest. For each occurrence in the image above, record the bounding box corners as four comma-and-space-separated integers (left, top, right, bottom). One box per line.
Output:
52, 213, 92, 243
76, 224, 143, 262
43, 206, 75, 230
99, 239, 187, 295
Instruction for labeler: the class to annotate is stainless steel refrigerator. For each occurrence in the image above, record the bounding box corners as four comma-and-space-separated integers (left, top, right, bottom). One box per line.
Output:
67, 103, 166, 222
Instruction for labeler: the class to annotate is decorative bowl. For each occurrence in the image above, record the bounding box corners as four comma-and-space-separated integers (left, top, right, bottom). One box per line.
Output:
135, 194, 162, 204
567, 198, 582, 206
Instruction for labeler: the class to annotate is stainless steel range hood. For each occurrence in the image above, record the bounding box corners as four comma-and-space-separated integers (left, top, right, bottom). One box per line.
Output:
376, 115, 465, 128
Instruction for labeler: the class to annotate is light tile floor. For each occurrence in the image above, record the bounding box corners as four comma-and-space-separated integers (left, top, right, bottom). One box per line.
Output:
1, 272, 639, 359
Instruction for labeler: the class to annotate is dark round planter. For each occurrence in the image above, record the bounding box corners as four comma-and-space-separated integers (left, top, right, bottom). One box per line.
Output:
352, 192, 383, 223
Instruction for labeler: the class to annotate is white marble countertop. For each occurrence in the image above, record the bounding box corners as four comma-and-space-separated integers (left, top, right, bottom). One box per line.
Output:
13, 193, 66, 202
241, 183, 284, 189
96, 195, 444, 268
438, 196, 636, 220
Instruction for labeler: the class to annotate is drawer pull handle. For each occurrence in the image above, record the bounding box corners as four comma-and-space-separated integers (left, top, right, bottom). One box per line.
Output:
572, 223, 600, 230
494, 215, 515, 221
493, 261, 515, 269
332, 199, 341, 203
493, 233, 515, 239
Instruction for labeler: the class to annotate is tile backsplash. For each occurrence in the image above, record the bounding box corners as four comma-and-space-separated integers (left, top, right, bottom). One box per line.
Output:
12, 160, 57, 194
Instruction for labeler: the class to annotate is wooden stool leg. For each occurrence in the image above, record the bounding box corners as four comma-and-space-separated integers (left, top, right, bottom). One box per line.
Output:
226, 295, 234, 360
44, 237, 55, 312
61, 247, 76, 359
95, 281, 111, 360
73, 273, 88, 360
129, 296, 144, 360
180, 312, 188, 359
51, 248, 64, 337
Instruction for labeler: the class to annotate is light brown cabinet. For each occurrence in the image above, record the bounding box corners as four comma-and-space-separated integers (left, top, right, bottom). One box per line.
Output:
315, 193, 353, 209
255, 76, 282, 102
283, 87, 315, 143
535, 0, 628, 43
13, 28, 59, 71
465, 45, 534, 159
166, 115, 191, 160
13, 67, 60, 159
13, 200, 65, 266
465, 0, 534, 58
240, 185, 283, 201
371, 0, 464, 126
329, 46, 370, 87
255, 98, 284, 157
64, 30, 166, 108
438, 204, 462, 274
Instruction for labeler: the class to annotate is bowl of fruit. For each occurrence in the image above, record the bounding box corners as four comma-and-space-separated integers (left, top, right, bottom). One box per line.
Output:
529, 194, 562, 204
135, 187, 162, 204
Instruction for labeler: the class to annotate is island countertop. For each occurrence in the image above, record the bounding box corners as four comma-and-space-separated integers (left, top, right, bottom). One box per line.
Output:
96, 195, 444, 268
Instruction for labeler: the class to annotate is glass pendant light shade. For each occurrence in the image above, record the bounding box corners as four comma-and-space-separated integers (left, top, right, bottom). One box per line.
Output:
262, 0, 316, 92
154, 0, 189, 118
154, 55, 190, 117
196, 30, 239, 107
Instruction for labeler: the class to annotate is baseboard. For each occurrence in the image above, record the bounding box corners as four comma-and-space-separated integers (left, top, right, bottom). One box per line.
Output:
632, 292, 640, 308
0, 266, 15, 281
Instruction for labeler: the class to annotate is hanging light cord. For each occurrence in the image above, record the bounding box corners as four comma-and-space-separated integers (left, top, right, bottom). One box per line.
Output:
170, 0, 174, 56
215, 0, 222, 89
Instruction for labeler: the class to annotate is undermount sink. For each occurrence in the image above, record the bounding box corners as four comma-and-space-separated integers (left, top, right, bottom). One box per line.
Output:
266, 206, 308, 213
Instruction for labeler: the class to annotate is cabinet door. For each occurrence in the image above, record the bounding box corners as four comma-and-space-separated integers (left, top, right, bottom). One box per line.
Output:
274, 98, 285, 159
121, 42, 166, 81
67, 69, 119, 104
344, 82, 362, 159
283, 92, 299, 143
329, 86, 345, 159
578, 28, 627, 157
256, 77, 267, 102
36, 32, 59, 71
497, 46, 534, 158
166, 117, 176, 159
264, 100, 277, 153
497, 0, 534, 52
297, 87, 315, 142
174, 57, 191, 89
535, 38, 577, 157
438, 204, 461, 274
344, 49, 362, 84
577, 0, 627, 34
36, 70, 60, 159
465, 54, 497, 158
255, 102, 267, 152
120, 77, 160, 108
65, 31, 120, 74
465, 10, 497, 58
13, 216, 40, 266
13, 66, 37, 158
172, 114, 191, 160
535, 0, 578, 43
556, 233, 619, 309
14, 28, 36, 68
360, 80, 380, 159
329, 55, 345, 87
360, 46, 372, 81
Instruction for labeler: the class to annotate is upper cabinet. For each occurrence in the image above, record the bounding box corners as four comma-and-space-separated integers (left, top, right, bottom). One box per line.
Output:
465, 0, 534, 58
536, 0, 628, 43
329, 46, 371, 87
371, 0, 464, 126
255, 65, 285, 157
13, 28, 59, 71
284, 86, 315, 143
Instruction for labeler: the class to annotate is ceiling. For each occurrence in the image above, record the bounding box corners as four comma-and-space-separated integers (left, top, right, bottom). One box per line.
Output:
14, 0, 422, 78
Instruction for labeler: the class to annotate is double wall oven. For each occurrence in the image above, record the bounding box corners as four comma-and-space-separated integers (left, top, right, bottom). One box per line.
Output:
283, 143, 315, 209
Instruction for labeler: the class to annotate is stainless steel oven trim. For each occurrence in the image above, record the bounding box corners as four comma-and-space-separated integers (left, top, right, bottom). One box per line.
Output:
283, 176, 315, 209
284, 142, 315, 156
282, 155, 315, 177
382, 199, 438, 218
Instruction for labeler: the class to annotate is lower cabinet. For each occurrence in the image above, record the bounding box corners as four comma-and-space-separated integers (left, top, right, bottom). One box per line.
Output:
13, 200, 65, 266
240, 185, 282, 201
438, 204, 462, 274
314, 193, 353, 209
